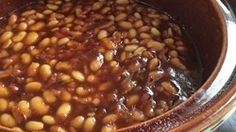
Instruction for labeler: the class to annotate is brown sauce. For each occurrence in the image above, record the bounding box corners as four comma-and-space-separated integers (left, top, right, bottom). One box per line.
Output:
0, 0, 202, 131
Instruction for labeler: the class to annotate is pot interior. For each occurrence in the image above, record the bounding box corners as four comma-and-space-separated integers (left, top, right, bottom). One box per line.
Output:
153, 0, 224, 82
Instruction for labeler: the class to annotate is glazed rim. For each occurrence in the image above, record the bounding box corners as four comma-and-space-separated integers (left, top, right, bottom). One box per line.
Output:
117, 0, 236, 131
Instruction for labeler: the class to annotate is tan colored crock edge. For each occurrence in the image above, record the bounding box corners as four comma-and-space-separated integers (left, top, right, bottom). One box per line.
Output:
177, 82, 236, 132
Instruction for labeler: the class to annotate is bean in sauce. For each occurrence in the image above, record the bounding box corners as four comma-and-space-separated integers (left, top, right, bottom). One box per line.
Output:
0, 0, 202, 131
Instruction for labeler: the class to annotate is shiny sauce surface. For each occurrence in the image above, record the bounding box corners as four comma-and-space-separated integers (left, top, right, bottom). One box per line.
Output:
0, 0, 201, 131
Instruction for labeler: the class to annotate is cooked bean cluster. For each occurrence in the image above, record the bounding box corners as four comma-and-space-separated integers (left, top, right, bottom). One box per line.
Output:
0, 0, 201, 131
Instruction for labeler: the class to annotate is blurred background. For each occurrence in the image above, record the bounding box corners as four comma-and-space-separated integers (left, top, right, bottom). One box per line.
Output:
231, 0, 236, 13
218, 1, 236, 131
219, 110, 236, 131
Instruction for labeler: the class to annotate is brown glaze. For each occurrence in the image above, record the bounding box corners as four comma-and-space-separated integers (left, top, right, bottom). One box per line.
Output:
0, 0, 235, 131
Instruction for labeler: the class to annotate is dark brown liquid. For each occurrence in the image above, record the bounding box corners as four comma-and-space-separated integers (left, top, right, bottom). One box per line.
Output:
0, 0, 202, 131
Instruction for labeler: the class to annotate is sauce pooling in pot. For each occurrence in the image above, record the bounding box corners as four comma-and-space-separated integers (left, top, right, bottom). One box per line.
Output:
0, 0, 201, 131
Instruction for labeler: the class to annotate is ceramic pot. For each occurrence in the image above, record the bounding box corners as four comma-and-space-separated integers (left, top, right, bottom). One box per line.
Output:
0, 0, 235, 131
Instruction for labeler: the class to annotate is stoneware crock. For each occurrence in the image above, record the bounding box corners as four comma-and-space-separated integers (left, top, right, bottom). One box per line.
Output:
0, 0, 236, 131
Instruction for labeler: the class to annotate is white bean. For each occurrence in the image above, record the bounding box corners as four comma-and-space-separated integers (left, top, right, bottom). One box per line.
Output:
25, 82, 42, 92
56, 103, 71, 121
147, 40, 165, 51
42, 115, 56, 125
25, 121, 44, 131
118, 21, 133, 29
24, 32, 39, 45
70, 115, 84, 128
71, 71, 85, 82
0, 85, 9, 97
0, 98, 8, 112
0, 113, 16, 127
29, 22, 45, 31
58, 37, 70, 45
97, 30, 108, 40
40, 64, 52, 81
18, 22, 28, 31
12, 31, 26, 42
115, 13, 127, 21
8, 14, 17, 25
83, 117, 96, 132
0, 31, 13, 43
30, 96, 49, 115
103, 114, 118, 124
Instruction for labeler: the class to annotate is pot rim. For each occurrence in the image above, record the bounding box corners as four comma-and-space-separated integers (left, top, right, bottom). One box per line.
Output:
117, 0, 236, 131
